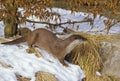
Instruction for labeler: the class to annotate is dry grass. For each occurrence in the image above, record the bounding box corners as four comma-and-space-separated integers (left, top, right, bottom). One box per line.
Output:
26, 48, 42, 57
16, 75, 31, 81
0, 61, 12, 68
0, 37, 9, 43
66, 33, 117, 81
16, 71, 57, 81
35, 71, 57, 81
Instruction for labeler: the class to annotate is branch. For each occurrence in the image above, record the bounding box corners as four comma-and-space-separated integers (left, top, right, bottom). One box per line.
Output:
26, 19, 92, 27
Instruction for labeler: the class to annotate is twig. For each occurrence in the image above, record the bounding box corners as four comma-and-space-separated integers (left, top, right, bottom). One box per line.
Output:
26, 19, 92, 26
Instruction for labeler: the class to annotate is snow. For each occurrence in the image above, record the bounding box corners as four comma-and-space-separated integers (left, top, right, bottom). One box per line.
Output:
51, 8, 120, 34
0, 44, 85, 81
0, 21, 4, 36
18, 8, 120, 34
0, 8, 120, 81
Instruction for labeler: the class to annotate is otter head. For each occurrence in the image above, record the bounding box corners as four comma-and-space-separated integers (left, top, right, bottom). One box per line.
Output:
65, 35, 87, 54
70, 35, 87, 41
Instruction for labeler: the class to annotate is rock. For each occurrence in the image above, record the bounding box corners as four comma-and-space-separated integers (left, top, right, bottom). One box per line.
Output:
100, 40, 120, 79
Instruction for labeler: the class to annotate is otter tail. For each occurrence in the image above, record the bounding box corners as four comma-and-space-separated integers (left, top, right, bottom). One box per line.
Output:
1, 36, 27, 45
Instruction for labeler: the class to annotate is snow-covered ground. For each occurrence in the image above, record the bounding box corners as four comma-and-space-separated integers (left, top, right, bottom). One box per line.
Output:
0, 44, 85, 81
0, 8, 120, 81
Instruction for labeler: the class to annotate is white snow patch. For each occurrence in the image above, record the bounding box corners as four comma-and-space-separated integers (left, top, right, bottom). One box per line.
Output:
0, 44, 85, 81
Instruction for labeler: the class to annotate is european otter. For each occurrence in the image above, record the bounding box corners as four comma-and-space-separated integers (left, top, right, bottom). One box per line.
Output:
1, 28, 87, 66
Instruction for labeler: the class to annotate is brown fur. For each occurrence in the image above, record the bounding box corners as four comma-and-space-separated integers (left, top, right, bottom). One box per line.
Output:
1, 28, 87, 66
17, 27, 32, 36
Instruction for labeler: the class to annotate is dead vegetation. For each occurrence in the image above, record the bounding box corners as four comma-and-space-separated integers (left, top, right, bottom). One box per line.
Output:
16, 75, 31, 81
35, 71, 57, 81
16, 71, 57, 81
0, 61, 12, 68
52, 0, 120, 34
66, 33, 117, 81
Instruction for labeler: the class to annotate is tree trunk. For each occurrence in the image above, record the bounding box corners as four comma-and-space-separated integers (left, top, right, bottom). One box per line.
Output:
3, 2, 18, 38
4, 17, 18, 38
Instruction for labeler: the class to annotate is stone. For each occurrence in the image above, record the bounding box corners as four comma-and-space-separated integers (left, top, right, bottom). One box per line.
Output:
100, 40, 120, 79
